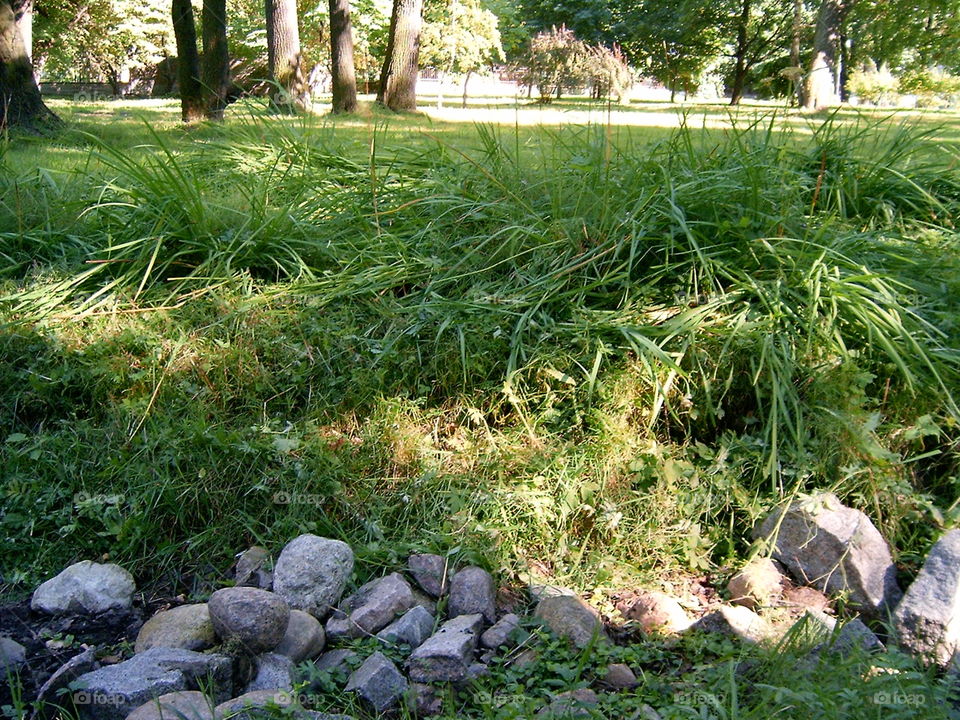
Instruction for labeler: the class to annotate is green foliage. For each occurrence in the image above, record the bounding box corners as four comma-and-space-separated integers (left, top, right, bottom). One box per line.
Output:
421, 0, 505, 75
900, 67, 960, 108
514, 26, 591, 101
848, 64, 900, 106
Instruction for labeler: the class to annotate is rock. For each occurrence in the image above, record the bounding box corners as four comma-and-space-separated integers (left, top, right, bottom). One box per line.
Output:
377, 605, 435, 649
510, 648, 538, 668
529, 585, 579, 602
344, 651, 408, 714
464, 662, 490, 682
690, 605, 770, 644
407, 614, 484, 682
208, 587, 290, 655
72, 647, 232, 720
408, 554, 448, 597
135, 604, 216, 654
410, 586, 438, 616
620, 590, 690, 634
780, 584, 831, 613
274, 609, 325, 662
125, 691, 215, 720
0, 637, 26, 671
534, 595, 607, 649
247, 653, 294, 692
314, 649, 359, 676
727, 558, 783, 610
755, 492, 901, 618
326, 572, 414, 640
893, 529, 960, 666
31, 561, 136, 615
480, 613, 522, 649
234, 547, 273, 590
273, 535, 354, 620
213, 690, 297, 720
33, 648, 100, 719
537, 689, 599, 718
601, 663, 638, 690
446, 567, 497, 625
407, 683, 444, 717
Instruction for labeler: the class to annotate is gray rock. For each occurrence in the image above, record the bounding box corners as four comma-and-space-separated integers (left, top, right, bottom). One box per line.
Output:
407, 614, 484, 682
377, 605, 435, 649
480, 613, 521, 649
755, 492, 901, 619
235, 546, 272, 589
125, 691, 215, 720
213, 690, 297, 720
727, 558, 784, 610
410, 586, 438, 616
0, 637, 26, 671
135, 604, 216, 654
407, 683, 444, 717
408, 554, 448, 597
208, 587, 290, 655
601, 663, 638, 690
690, 605, 770, 644
246, 653, 294, 692
31, 561, 136, 615
344, 651, 407, 714
72, 648, 231, 720
620, 590, 690, 634
893, 529, 960, 666
529, 585, 579, 602
32, 648, 100, 720
314, 649, 358, 676
534, 595, 607, 649
447, 567, 496, 625
326, 572, 414, 640
273, 535, 354, 620
274, 609, 325, 662
537, 689, 599, 718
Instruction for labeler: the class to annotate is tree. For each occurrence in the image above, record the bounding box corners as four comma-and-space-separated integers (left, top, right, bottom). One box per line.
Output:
805, 0, 854, 109
377, 0, 423, 110
726, 0, 793, 104
172, 0, 204, 122
329, 0, 358, 112
266, 0, 309, 110
516, 26, 590, 102
202, 0, 231, 120
1, 0, 57, 130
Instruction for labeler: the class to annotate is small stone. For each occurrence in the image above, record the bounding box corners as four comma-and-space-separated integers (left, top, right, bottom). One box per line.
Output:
727, 558, 784, 610
534, 595, 607, 649
407, 683, 444, 717
447, 567, 496, 625
246, 653, 294, 692
326, 572, 415, 641
125, 691, 214, 720
314, 649, 359, 676
234, 546, 272, 589
407, 614, 484, 682
690, 605, 770, 644
273, 535, 354, 620
537, 688, 599, 718
274, 609, 325, 662
410, 586, 438, 616
464, 662, 490, 681
135, 604, 216, 654
601, 663, 638, 690
0, 637, 26, 671
31, 561, 135, 615
345, 651, 408, 714
208, 587, 290, 654
893, 529, 960, 666
755, 492, 901, 619
377, 605, 435, 649
480, 613, 522, 649
408, 554, 449, 597
213, 690, 297, 720
620, 590, 691, 634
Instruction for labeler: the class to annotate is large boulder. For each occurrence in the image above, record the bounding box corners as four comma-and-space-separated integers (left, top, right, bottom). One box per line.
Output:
534, 595, 607, 649
893, 529, 960, 666
208, 587, 290, 655
325, 573, 414, 640
32, 561, 136, 615
135, 604, 216, 654
273, 535, 354, 620
754, 492, 901, 618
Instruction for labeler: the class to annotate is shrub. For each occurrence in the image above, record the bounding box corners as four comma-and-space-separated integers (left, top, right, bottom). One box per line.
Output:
900, 67, 960, 108
848, 64, 899, 106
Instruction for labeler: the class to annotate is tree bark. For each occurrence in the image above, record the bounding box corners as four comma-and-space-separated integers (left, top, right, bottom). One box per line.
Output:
202, 0, 230, 120
172, 0, 204, 123
328, 0, 357, 113
0, 0, 56, 131
804, 0, 854, 110
266, 0, 309, 111
791, 0, 804, 106
377, 0, 423, 111
729, 0, 751, 105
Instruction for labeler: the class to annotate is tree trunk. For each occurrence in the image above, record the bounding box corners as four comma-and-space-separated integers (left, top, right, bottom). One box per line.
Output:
377, 0, 423, 111
729, 0, 751, 105
202, 0, 230, 120
328, 0, 357, 113
804, 0, 854, 110
172, 0, 204, 123
266, 0, 309, 111
0, 0, 56, 131
791, 0, 804, 106
461, 69, 471, 108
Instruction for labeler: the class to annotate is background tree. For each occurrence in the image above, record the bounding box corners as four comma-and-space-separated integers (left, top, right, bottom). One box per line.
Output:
266, 0, 309, 110
515, 26, 589, 102
726, 0, 793, 104
377, 0, 423, 110
1, 0, 57, 130
202, 0, 230, 119
328, 0, 357, 112
172, 0, 204, 121
805, 0, 854, 109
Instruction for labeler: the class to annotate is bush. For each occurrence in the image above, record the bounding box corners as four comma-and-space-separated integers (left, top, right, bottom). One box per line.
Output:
848, 64, 899, 106
900, 67, 960, 108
